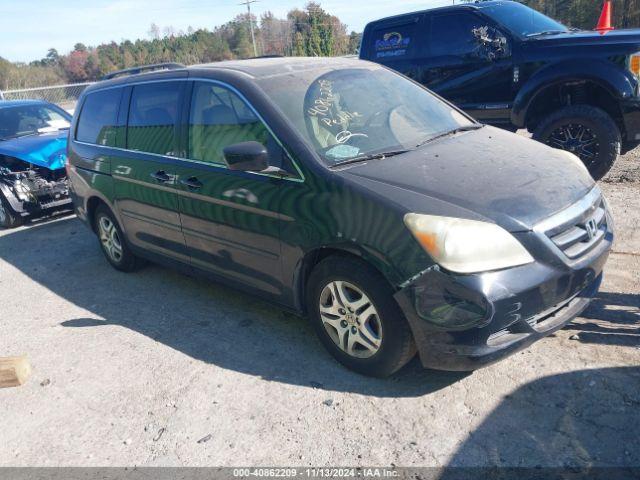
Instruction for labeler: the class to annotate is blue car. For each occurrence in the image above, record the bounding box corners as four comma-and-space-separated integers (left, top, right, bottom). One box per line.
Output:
0, 100, 73, 228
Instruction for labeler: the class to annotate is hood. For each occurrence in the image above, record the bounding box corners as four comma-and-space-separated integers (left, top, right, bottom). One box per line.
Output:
524, 28, 640, 53
340, 126, 595, 232
0, 130, 68, 170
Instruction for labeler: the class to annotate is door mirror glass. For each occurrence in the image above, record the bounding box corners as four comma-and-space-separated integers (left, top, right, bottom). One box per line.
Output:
223, 141, 269, 172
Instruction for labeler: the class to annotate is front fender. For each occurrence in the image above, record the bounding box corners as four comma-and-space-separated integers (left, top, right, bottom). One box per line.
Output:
290, 240, 423, 314
511, 59, 636, 127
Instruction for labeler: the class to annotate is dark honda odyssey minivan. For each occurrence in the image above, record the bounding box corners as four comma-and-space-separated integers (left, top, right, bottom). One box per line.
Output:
67, 57, 613, 377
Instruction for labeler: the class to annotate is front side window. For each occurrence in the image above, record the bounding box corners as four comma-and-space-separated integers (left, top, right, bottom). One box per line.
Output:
0, 104, 71, 141
430, 13, 487, 57
127, 82, 181, 156
188, 82, 281, 166
256, 65, 473, 166
76, 89, 121, 146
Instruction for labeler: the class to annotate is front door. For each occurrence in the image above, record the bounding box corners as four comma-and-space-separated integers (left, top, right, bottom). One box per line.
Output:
113, 80, 189, 263
173, 81, 296, 296
420, 12, 515, 125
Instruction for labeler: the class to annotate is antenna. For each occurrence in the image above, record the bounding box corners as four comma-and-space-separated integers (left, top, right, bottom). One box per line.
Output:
239, 0, 259, 57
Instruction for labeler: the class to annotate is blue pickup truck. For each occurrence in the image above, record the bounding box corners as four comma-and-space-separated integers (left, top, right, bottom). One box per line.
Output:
360, 1, 640, 179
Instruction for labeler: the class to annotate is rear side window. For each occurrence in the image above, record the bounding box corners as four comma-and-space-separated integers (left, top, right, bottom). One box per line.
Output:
430, 13, 484, 57
127, 82, 181, 156
371, 20, 419, 60
76, 89, 121, 146
188, 82, 281, 166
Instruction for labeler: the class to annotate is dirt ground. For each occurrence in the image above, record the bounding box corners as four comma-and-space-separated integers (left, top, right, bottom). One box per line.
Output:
0, 149, 638, 468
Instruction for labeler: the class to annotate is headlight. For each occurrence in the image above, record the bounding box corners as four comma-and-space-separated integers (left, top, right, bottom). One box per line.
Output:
404, 213, 534, 274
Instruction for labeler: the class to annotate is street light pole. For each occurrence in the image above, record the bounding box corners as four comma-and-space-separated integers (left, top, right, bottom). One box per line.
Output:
239, 0, 259, 57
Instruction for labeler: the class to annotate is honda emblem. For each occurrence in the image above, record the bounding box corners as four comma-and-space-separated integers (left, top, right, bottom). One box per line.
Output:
585, 218, 598, 240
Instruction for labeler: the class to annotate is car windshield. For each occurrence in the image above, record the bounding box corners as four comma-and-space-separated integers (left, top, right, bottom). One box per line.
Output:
0, 104, 71, 141
479, 2, 569, 37
255, 64, 474, 166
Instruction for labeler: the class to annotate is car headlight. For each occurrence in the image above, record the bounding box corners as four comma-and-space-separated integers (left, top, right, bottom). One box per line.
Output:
404, 213, 534, 274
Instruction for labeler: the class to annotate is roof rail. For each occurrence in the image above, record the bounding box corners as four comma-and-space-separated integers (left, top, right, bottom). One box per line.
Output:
102, 63, 185, 81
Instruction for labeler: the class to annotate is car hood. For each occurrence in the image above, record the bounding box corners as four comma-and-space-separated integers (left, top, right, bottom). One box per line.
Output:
524, 28, 640, 52
339, 126, 595, 232
0, 130, 68, 170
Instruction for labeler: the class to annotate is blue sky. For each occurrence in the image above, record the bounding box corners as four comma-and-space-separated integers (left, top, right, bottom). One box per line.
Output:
0, 0, 450, 62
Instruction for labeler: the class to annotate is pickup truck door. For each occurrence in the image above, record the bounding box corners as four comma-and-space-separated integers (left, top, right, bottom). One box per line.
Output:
418, 11, 515, 126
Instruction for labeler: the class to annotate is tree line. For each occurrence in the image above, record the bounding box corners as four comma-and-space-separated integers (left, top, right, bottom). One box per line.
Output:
519, 0, 640, 30
2, 0, 639, 91
0, 2, 360, 90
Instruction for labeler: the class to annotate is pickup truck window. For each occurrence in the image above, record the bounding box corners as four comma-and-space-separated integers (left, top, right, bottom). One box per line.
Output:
372, 21, 418, 59
430, 13, 484, 57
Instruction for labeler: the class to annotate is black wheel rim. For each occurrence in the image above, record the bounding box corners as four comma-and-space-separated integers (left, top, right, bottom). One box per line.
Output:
546, 123, 599, 168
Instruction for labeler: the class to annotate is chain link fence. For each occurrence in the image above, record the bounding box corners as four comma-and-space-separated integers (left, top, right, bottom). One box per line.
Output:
0, 82, 93, 113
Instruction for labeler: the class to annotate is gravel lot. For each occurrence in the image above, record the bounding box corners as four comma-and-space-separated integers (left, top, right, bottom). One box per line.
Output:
0, 149, 638, 468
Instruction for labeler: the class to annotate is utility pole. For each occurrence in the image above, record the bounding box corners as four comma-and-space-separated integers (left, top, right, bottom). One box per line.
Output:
239, 0, 259, 57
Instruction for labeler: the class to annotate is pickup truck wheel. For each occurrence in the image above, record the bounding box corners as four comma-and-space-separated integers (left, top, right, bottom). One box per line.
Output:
307, 256, 416, 377
94, 205, 140, 272
0, 194, 23, 229
533, 105, 621, 180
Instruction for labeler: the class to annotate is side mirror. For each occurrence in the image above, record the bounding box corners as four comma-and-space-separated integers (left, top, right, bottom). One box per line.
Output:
223, 141, 269, 172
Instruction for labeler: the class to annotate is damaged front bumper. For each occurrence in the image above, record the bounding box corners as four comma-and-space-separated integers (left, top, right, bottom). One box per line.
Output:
0, 167, 72, 220
394, 227, 612, 371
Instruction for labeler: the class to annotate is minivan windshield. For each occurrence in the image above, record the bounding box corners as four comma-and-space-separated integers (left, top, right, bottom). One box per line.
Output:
256, 65, 474, 166
478, 2, 569, 37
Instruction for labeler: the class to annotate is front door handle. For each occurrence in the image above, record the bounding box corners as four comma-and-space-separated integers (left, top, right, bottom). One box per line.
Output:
180, 176, 203, 190
150, 170, 172, 183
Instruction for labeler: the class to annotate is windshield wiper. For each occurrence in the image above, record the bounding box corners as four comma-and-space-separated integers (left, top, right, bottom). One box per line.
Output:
329, 149, 410, 168
526, 30, 568, 37
1, 131, 39, 141
415, 124, 483, 149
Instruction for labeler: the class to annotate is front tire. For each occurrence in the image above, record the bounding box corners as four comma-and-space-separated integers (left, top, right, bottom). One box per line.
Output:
0, 194, 23, 229
94, 205, 140, 272
307, 255, 416, 377
533, 105, 621, 180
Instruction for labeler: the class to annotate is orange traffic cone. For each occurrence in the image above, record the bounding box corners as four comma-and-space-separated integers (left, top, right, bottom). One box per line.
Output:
595, 0, 614, 34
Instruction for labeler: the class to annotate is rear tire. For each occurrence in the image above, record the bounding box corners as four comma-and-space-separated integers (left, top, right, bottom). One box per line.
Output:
94, 204, 140, 272
306, 255, 416, 377
0, 194, 24, 229
533, 105, 621, 180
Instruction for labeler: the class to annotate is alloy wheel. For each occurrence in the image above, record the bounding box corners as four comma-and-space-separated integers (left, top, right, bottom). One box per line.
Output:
0, 201, 6, 225
318, 280, 383, 358
98, 216, 123, 263
546, 123, 599, 168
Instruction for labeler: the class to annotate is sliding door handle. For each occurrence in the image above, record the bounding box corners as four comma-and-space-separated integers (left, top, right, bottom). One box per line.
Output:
150, 170, 172, 183
180, 177, 203, 190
